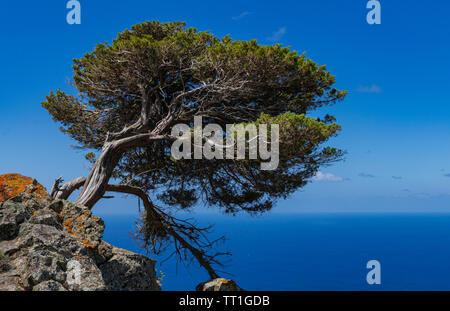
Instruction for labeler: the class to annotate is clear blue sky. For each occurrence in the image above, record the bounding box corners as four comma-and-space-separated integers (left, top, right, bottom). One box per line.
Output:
1, 0, 450, 214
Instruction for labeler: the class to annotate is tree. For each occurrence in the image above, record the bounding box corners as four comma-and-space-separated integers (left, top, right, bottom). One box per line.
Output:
42, 21, 346, 279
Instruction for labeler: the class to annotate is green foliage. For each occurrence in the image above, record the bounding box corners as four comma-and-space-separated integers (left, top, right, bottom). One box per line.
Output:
85, 152, 96, 165
42, 20, 345, 149
42, 20, 346, 215
156, 269, 165, 284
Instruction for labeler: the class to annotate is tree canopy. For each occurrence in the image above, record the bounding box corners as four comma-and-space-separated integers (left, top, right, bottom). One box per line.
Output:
42, 21, 346, 278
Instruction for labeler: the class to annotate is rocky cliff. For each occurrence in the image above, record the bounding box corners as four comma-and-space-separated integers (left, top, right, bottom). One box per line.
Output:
0, 174, 160, 291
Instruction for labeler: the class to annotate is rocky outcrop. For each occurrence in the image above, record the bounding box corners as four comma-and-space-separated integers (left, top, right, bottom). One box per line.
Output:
0, 173, 48, 204
0, 174, 160, 291
196, 278, 243, 291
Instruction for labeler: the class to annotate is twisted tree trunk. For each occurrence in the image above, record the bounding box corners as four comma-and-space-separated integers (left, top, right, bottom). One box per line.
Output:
75, 133, 170, 209
75, 142, 122, 208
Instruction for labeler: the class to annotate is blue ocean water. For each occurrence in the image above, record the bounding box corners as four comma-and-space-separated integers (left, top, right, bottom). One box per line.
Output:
98, 213, 450, 291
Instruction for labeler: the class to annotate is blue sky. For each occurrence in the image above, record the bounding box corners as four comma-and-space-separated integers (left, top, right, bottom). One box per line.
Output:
1, 0, 450, 214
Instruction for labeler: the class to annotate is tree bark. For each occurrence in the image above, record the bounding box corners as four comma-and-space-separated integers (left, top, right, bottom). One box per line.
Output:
75, 143, 121, 209
51, 177, 87, 200
75, 133, 170, 209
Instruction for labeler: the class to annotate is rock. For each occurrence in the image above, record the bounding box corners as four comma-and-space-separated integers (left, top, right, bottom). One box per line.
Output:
0, 201, 37, 241
33, 280, 67, 291
29, 209, 63, 229
54, 199, 105, 250
0, 271, 23, 291
0, 174, 49, 204
0, 174, 160, 291
196, 278, 243, 291
65, 257, 105, 291
0, 212, 19, 241
99, 243, 160, 291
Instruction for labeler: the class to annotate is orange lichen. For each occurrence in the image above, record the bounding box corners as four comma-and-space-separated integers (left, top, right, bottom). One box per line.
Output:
56, 206, 100, 250
81, 239, 95, 249
0, 173, 48, 204
63, 219, 73, 227
62, 214, 96, 249
63, 219, 76, 236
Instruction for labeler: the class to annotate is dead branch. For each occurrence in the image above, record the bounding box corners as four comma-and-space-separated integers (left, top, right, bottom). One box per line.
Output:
105, 184, 225, 279
51, 177, 87, 200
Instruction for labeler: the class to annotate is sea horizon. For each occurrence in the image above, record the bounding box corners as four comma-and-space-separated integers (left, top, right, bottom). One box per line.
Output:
99, 212, 450, 291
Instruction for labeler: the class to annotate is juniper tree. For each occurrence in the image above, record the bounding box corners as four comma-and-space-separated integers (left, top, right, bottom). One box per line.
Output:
43, 21, 346, 279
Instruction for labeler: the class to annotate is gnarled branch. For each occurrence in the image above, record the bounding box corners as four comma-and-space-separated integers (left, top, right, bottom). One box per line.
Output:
105, 184, 224, 279
51, 177, 87, 200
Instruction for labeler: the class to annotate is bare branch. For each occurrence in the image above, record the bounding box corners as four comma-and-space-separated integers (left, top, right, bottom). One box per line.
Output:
52, 177, 87, 200
50, 176, 64, 198
105, 184, 224, 279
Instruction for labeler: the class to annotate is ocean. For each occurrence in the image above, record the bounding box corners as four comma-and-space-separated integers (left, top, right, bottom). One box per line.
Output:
98, 213, 450, 291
